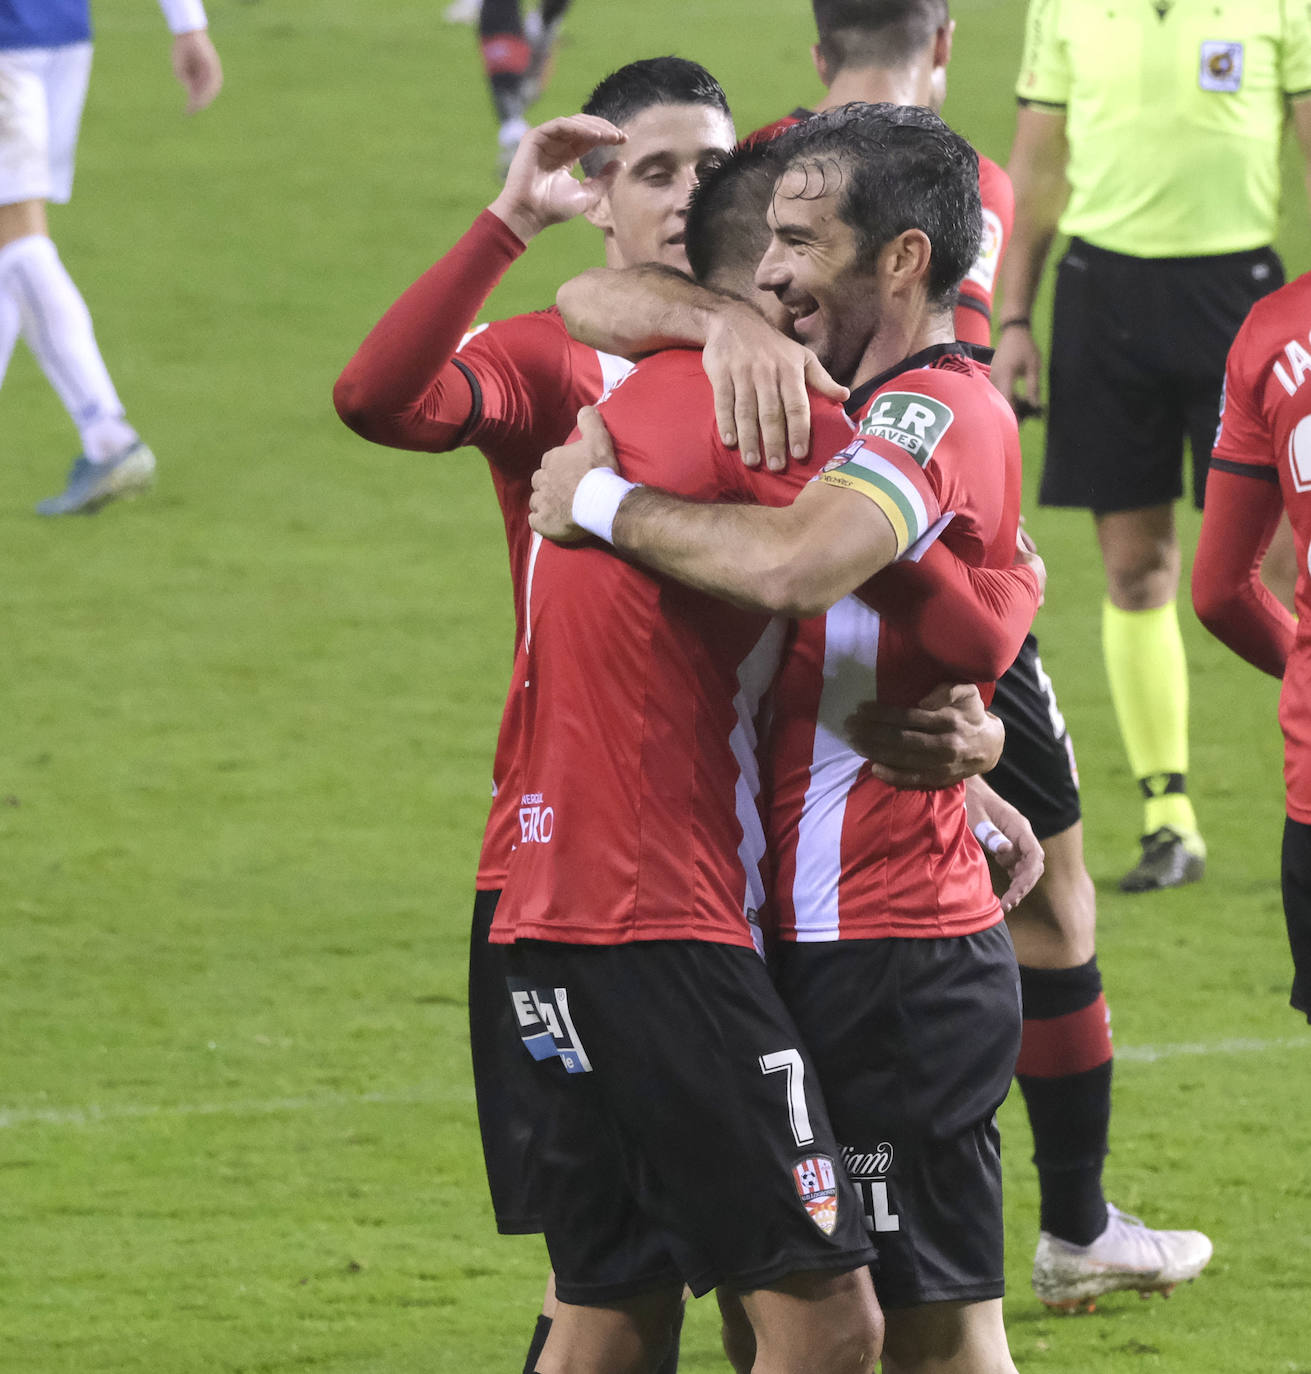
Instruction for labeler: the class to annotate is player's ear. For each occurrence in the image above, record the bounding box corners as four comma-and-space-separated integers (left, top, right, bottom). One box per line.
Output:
881, 228, 933, 295
811, 42, 831, 87
583, 175, 616, 232
934, 20, 955, 71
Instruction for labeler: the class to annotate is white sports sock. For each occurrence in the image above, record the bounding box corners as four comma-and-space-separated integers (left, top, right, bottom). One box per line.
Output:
0, 288, 19, 385
0, 235, 139, 461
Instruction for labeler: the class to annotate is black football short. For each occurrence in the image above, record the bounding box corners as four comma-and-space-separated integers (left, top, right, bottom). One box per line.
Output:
468, 889, 546, 1234
773, 923, 1021, 1308
1041, 238, 1283, 513
1280, 818, 1311, 1024
501, 938, 876, 1305
988, 634, 1082, 842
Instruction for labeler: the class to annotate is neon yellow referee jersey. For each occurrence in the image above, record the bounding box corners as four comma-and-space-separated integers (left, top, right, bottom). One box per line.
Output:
1017, 0, 1311, 257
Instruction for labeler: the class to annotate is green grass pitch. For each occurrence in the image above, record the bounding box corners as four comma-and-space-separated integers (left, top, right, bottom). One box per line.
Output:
2, 1, 1309, 1369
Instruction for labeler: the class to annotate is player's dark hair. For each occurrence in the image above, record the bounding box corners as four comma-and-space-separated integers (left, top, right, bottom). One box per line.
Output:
684, 140, 784, 286
812, 0, 949, 73
771, 101, 979, 307
579, 57, 732, 176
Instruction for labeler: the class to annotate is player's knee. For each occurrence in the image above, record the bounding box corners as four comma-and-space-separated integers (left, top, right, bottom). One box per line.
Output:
1100, 532, 1180, 608
809, 1311, 883, 1374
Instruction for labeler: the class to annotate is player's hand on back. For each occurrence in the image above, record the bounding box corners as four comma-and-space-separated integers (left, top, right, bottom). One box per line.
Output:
172, 31, 223, 114
490, 115, 627, 244
963, 775, 1045, 912
989, 324, 1044, 422
844, 682, 1004, 790
530, 406, 619, 543
703, 302, 848, 473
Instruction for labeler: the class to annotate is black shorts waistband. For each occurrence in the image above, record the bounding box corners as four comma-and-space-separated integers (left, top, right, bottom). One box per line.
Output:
1067, 237, 1276, 270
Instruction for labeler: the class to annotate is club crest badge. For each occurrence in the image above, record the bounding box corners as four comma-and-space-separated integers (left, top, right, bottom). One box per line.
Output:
792, 1155, 839, 1236
1199, 41, 1243, 93
822, 440, 865, 474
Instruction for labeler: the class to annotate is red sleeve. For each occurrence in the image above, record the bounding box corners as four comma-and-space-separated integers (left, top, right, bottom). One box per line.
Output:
1192, 467, 1293, 679
333, 209, 530, 453
864, 540, 1039, 683
955, 156, 1014, 347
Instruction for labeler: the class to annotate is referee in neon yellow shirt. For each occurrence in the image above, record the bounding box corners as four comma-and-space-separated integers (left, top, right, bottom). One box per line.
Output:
993, 0, 1311, 892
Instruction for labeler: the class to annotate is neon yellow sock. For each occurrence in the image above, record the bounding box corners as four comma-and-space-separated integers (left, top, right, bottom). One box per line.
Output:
1101, 599, 1199, 838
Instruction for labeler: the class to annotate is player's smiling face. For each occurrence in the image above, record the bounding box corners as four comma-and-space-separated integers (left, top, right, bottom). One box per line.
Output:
755, 160, 883, 386
586, 103, 736, 272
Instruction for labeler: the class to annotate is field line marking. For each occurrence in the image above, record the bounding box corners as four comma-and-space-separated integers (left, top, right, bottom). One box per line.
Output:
0, 1086, 472, 1131
1, 1035, 1307, 1130
1115, 1034, 1309, 1063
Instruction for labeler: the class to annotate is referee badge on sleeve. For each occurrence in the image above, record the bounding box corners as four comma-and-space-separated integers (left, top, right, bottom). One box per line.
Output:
792, 1155, 840, 1235
1199, 41, 1243, 92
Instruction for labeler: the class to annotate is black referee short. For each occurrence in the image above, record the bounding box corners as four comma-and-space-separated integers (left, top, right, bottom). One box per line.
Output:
773, 923, 1021, 1309
500, 938, 876, 1305
1280, 818, 1311, 1024
468, 889, 546, 1234
1041, 238, 1282, 513
988, 635, 1082, 843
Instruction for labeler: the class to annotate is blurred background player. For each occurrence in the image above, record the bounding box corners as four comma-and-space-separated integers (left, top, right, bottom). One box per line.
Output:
1194, 271, 1311, 1027
0, 0, 222, 515
475, 0, 572, 174
991, 0, 1311, 892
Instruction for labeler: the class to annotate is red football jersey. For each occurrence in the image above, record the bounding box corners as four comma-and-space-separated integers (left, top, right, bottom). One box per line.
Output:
490, 350, 855, 948
334, 211, 634, 890
770, 344, 1024, 941
1210, 272, 1311, 821
454, 313, 633, 887
748, 113, 1012, 347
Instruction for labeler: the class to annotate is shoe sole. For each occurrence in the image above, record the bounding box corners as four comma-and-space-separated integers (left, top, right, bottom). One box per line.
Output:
1040, 1276, 1199, 1313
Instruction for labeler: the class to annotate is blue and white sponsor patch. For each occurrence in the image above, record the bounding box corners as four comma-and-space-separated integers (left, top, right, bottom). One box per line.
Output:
507, 978, 592, 1073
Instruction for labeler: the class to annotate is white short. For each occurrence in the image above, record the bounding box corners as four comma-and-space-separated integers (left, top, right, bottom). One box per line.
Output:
0, 42, 93, 206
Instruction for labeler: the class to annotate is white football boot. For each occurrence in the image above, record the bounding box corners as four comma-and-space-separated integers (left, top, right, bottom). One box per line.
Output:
1032, 1204, 1214, 1312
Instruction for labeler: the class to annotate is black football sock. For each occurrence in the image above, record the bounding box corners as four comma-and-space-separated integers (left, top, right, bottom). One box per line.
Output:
523, 1313, 551, 1374
1016, 959, 1113, 1246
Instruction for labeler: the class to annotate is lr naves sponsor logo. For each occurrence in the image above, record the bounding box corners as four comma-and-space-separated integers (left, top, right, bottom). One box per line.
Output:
519, 792, 554, 843
842, 1143, 902, 1234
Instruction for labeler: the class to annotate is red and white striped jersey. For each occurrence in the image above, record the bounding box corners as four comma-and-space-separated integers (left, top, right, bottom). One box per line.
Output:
491, 349, 854, 948
769, 344, 1025, 942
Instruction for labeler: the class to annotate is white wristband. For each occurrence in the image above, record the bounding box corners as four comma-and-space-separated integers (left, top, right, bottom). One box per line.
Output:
571, 467, 639, 545
973, 820, 1009, 855
159, 0, 208, 34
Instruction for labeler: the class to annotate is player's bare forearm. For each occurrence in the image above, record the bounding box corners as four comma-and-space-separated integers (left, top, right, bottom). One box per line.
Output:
613, 488, 810, 612
999, 106, 1069, 321
1290, 97, 1311, 223
556, 266, 725, 357
613, 480, 899, 618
